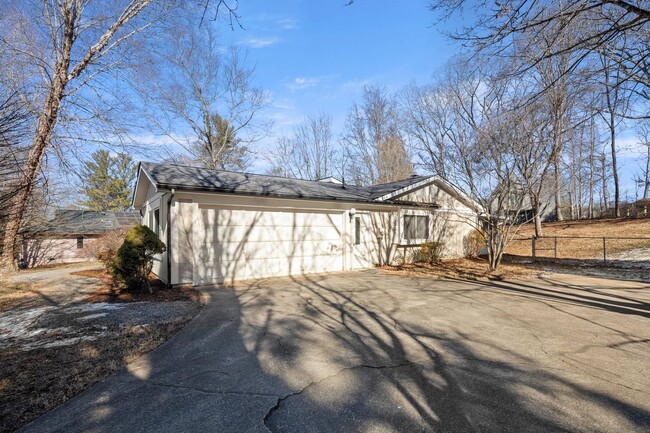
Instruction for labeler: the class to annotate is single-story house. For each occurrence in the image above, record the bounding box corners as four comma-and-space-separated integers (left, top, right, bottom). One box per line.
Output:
20, 210, 140, 267
133, 162, 481, 286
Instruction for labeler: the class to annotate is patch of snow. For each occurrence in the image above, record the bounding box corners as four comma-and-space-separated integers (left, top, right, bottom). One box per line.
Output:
21, 335, 100, 351
77, 313, 108, 321
610, 248, 650, 264
66, 302, 130, 313
0, 306, 57, 339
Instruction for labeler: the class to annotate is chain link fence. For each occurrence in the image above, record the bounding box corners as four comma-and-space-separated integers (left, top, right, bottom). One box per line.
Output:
507, 236, 650, 266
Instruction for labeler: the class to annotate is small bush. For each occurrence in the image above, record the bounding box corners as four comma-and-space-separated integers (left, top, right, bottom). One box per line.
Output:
464, 229, 486, 258
109, 225, 166, 293
413, 241, 445, 264
85, 228, 130, 267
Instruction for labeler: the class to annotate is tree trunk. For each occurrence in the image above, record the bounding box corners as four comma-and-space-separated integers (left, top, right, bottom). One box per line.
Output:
0, 28, 72, 272
644, 145, 650, 199
609, 116, 620, 217
534, 201, 543, 237
554, 151, 564, 221
601, 154, 609, 212
588, 136, 595, 218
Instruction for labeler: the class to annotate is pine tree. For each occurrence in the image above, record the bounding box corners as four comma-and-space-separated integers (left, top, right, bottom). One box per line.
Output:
79, 150, 135, 211
192, 113, 248, 171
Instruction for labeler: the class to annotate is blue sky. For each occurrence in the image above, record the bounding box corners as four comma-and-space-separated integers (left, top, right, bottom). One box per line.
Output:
214, 0, 458, 151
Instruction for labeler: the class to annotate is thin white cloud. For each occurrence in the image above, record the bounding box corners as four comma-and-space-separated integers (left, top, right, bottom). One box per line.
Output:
241, 37, 279, 49
277, 18, 298, 30
288, 76, 322, 91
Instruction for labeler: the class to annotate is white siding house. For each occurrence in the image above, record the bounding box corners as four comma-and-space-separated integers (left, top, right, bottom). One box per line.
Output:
132, 162, 481, 285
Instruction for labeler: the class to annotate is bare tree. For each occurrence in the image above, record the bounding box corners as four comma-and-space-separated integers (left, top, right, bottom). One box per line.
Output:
518, 16, 589, 221
0, 1, 241, 271
428, 0, 650, 96
0, 88, 30, 256
0, 1, 169, 271
401, 83, 450, 177
597, 44, 634, 217
635, 121, 650, 199
421, 59, 545, 269
268, 114, 338, 180
144, 21, 270, 170
510, 100, 555, 236
343, 85, 413, 185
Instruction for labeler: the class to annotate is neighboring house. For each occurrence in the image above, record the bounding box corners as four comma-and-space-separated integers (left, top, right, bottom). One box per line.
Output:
20, 210, 140, 267
504, 178, 556, 223
133, 162, 481, 286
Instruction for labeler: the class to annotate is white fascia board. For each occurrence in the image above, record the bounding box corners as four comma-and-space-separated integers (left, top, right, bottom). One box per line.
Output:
374, 177, 438, 202
375, 175, 483, 213
432, 180, 484, 213
132, 165, 158, 209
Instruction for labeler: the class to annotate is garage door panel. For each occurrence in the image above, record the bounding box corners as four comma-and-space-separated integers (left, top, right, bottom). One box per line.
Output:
198, 253, 343, 282
201, 226, 341, 245
198, 239, 341, 263
202, 208, 340, 228
197, 207, 344, 284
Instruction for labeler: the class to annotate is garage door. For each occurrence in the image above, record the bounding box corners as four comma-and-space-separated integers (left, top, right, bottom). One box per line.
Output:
195, 207, 344, 284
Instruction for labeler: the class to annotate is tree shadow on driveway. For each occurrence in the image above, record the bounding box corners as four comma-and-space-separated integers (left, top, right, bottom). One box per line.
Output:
17, 272, 650, 433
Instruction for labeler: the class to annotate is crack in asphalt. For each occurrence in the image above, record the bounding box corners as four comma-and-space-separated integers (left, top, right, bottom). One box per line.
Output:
262, 361, 414, 433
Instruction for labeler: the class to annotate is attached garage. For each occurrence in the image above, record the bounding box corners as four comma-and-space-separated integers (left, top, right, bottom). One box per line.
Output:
132, 162, 480, 285
192, 207, 344, 284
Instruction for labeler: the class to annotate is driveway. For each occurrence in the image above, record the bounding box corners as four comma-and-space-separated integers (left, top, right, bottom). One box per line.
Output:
19, 271, 650, 432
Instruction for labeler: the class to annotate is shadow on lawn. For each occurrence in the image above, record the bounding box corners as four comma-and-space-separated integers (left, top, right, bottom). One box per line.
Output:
17, 272, 650, 433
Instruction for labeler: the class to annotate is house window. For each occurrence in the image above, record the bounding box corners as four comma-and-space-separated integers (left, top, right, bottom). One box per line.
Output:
403, 215, 429, 240
354, 217, 361, 245
76, 237, 84, 249
153, 208, 160, 236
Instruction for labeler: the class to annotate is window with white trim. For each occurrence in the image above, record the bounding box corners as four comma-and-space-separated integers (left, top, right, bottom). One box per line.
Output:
403, 214, 429, 240
153, 208, 160, 237
354, 217, 361, 245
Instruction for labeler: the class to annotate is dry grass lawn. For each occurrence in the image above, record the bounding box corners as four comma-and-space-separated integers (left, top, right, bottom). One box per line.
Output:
507, 217, 650, 259
0, 322, 191, 433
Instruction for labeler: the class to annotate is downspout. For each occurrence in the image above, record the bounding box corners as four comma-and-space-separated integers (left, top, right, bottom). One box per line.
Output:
166, 189, 175, 287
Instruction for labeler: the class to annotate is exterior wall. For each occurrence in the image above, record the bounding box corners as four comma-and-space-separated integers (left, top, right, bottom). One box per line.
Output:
140, 181, 167, 282
399, 183, 473, 212
141, 181, 478, 285
22, 236, 99, 267
395, 182, 478, 260
347, 210, 399, 269
164, 192, 400, 285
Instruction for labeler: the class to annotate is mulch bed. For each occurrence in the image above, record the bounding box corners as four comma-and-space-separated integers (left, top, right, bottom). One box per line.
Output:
71, 268, 203, 303
379, 257, 545, 281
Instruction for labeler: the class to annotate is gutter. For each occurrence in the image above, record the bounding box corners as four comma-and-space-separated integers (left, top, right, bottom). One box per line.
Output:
166, 189, 174, 287
153, 184, 440, 208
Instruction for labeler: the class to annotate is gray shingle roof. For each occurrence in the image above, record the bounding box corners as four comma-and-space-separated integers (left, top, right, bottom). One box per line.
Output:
23, 210, 141, 236
140, 162, 433, 205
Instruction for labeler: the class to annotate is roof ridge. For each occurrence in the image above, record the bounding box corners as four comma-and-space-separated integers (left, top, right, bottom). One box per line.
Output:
142, 161, 340, 186
141, 161, 428, 189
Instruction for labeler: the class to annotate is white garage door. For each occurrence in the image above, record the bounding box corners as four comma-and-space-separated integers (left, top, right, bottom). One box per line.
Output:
195, 207, 344, 284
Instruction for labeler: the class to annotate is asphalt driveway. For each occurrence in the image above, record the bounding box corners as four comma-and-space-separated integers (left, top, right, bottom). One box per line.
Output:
19, 270, 650, 432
